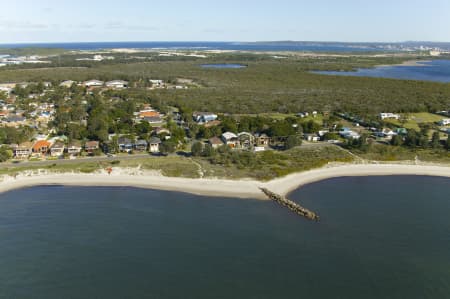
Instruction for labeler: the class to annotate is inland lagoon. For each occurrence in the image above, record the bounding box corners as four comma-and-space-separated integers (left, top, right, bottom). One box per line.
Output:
201, 63, 247, 69
0, 176, 449, 298
314, 59, 450, 82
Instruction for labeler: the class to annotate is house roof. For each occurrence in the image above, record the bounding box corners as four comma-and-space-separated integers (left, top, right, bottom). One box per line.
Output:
143, 116, 163, 123
68, 140, 82, 148
33, 140, 51, 150
85, 141, 99, 147
222, 132, 238, 140
136, 139, 148, 145
149, 137, 161, 144
140, 111, 160, 118
209, 137, 223, 145
106, 80, 128, 85
51, 141, 65, 149
118, 137, 132, 144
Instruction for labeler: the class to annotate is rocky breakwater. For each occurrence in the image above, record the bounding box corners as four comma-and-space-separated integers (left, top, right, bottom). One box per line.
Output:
260, 187, 320, 221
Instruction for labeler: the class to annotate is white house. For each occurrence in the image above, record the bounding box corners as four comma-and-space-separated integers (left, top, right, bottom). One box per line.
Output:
149, 79, 164, 87
50, 141, 65, 157
149, 137, 162, 153
193, 112, 218, 123
379, 113, 400, 120
67, 141, 82, 156
221, 132, 238, 148
438, 119, 450, 126
304, 133, 320, 142
84, 80, 104, 87
60, 80, 76, 88
106, 80, 129, 89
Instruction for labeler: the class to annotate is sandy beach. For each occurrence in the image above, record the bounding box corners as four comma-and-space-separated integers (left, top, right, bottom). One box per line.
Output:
0, 164, 449, 200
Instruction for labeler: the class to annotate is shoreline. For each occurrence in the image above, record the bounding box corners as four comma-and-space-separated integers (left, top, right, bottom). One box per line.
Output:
0, 164, 449, 200
377, 59, 432, 68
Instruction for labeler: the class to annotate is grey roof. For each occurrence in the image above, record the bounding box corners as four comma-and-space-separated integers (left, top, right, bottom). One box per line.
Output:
118, 137, 133, 144
136, 139, 148, 145
149, 137, 161, 144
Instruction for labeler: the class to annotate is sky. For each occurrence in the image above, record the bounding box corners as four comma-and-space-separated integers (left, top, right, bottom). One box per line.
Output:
0, 0, 449, 43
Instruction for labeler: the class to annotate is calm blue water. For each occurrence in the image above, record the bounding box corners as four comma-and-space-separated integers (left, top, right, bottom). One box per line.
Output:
314, 59, 450, 82
0, 41, 424, 52
0, 176, 449, 298
201, 64, 247, 69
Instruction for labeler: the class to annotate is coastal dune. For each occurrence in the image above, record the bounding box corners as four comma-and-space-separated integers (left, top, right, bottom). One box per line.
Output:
0, 164, 449, 199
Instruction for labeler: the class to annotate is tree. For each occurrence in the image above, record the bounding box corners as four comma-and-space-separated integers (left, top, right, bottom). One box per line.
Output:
285, 135, 302, 150
430, 132, 441, 149
0, 146, 12, 162
191, 141, 203, 157
404, 130, 418, 148
0, 91, 7, 101
446, 134, 450, 151
390, 135, 403, 146
202, 144, 215, 157
159, 140, 176, 155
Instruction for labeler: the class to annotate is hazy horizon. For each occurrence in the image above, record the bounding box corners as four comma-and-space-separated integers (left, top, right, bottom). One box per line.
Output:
1, 40, 450, 46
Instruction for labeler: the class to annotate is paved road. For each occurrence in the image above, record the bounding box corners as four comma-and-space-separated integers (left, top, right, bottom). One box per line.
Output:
1, 154, 154, 168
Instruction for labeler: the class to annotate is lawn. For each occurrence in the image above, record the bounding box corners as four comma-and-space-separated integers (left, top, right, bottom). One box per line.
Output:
385, 112, 443, 130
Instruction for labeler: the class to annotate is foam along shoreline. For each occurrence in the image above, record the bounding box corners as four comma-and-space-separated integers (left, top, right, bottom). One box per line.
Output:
0, 164, 449, 199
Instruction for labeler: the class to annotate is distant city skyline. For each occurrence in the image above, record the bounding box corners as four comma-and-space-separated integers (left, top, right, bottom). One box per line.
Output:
1, 0, 449, 43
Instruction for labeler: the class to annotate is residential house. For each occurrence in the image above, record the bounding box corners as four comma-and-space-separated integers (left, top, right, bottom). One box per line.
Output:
221, 132, 239, 148
255, 133, 270, 147
204, 120, 221, 128
237, 132, 254, 149
32, 140, 51, 156
304, 133, 320, 142
375, 128, 396, 139
2, 115, 26, 127
13, 142, 33, 159
143, 116, 163, 124
149, 137, 162, 153
149, 79, 164, 87
118, 137, 133, 153
208, 137, 224, 149
50, 141, 65, 157
139, 110, 163, 124
135, 139, 148, 151
59, 80, 76, 88
395, 128, 408, 135
438, 119, 450, 126
85, 141, 100, 154
67, 140, 82, 156
379, 113, 400, 120
340, 130, 360, 140
154, 127, 171, 136
84, 80, 104, 87
193, 112, 218, 124
106, 80, 128, 89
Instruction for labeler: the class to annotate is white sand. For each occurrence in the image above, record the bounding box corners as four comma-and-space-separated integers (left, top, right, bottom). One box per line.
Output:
264, 164, 450, 197
0, 164, 449, 199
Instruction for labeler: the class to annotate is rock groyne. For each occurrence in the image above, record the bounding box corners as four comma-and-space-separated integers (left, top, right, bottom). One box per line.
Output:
260, 187, 320, 221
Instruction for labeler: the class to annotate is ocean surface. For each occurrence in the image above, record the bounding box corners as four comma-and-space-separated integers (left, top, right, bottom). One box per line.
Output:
1, 41, 449, 52
0, 176, 449, 299
314, 59, 450, 82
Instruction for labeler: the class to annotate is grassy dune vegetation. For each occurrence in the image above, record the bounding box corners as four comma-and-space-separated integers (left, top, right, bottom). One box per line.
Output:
1, 145, 354, 180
